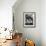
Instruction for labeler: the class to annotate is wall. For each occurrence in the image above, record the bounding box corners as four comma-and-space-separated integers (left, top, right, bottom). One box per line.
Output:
41, 0, 46, 46
0, 0, 16, 30
0, 0, 46, 46
13, 0, 41, 46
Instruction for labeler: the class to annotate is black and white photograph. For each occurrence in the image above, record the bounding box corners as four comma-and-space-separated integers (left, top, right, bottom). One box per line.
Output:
23, 12, 36, 28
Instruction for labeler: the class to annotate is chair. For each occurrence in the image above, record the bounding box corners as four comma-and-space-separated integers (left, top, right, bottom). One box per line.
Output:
14, 33, 23, 46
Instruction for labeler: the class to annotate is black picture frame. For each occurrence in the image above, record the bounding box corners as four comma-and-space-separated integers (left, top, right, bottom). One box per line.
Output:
23, 12, 36, 28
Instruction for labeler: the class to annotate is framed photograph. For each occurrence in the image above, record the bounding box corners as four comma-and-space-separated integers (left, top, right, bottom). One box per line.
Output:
23, 12, 36, 28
